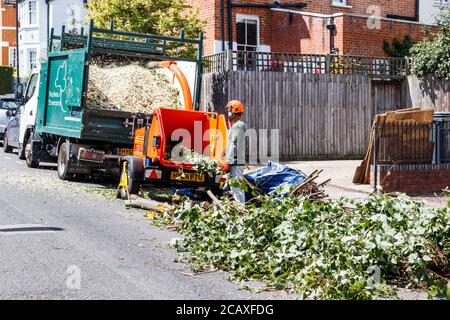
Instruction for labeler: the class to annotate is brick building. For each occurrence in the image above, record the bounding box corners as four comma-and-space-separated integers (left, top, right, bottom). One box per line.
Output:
0, 0, 17, 67
187, 0, 443, 56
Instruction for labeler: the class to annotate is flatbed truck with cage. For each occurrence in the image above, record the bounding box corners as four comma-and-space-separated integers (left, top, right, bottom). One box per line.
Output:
24, 20, 204, 181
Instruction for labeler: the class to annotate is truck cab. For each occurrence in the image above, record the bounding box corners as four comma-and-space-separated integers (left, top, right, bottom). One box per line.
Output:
2, 69, 40, 159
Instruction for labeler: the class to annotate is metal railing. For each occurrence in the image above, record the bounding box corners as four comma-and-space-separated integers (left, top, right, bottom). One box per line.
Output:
373, 123, 435, 165
373, 121, 450, 166
203, 50, 410, 79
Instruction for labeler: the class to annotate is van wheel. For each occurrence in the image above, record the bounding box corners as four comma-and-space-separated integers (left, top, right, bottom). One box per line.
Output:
3, 131, 12, 153
25, 135, 38, 168
57, 142, 73, 180
18, 141, 26, 160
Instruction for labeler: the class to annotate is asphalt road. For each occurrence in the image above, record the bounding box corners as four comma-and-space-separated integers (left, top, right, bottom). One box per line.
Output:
0, 147, 288, 300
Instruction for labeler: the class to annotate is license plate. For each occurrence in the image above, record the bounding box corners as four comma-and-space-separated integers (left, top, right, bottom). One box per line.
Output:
120, 148, 134, 156
79, 148, 104, 163
170, 171, 205, 182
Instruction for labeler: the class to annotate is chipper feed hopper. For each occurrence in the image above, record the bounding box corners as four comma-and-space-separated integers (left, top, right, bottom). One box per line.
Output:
118, 61, 228, 199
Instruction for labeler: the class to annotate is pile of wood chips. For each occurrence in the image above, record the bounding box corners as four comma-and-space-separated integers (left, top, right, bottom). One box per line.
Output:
86, 57, 182, 113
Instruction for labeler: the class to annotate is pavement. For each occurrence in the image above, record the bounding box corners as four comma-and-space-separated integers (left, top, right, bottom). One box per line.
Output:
0, 147, 289, 300
286, 160, 450, 209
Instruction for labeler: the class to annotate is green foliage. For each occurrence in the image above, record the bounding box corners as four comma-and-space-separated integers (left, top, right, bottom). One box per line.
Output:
87, 0, 205, 58
383, 36, 414, 57
410, 11, 450, 79
157, 191, 450, 300
0, 66, 13, 95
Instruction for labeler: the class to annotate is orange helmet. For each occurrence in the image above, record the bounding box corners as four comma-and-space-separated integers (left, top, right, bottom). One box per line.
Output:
226, 100, 245, 114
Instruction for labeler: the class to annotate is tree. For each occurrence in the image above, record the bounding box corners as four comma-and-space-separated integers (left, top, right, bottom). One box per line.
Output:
410, 11, 450, 79
383, 36, 414, 57
87, 0, 205, 57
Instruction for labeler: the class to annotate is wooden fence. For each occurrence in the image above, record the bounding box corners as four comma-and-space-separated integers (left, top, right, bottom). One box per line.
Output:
201, 70, 450, 160
201, 71, 406, 160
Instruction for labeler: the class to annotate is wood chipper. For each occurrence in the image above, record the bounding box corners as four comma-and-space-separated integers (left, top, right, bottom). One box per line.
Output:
118, 61, 228, 199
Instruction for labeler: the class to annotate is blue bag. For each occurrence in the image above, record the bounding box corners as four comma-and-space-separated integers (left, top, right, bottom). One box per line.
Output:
244, 162, 307, 195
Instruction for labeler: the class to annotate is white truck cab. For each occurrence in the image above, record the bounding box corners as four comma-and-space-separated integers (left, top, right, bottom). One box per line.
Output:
19, 69, 40, 154
3, 68, 40, 159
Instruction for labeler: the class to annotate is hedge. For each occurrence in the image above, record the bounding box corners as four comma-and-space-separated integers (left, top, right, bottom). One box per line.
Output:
0, 66, 14, 95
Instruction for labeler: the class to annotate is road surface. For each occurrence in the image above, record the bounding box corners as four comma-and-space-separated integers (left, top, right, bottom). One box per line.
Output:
0, 147, 288, 300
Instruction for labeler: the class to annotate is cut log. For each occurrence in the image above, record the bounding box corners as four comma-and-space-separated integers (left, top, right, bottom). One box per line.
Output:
125, 199, 174, 212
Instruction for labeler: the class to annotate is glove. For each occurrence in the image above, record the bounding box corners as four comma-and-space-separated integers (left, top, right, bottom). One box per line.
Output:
219, 162, 230, 173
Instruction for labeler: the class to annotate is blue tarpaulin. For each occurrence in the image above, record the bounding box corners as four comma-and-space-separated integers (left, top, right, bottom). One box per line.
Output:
244, 162, 307, 195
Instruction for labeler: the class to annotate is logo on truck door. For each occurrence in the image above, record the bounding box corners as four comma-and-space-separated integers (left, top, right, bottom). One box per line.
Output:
48, 61, 68, 113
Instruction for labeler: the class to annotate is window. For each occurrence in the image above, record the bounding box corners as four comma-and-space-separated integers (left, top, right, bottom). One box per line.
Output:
18, 2, 26, 26
332, 0, 347, 6
236, 15, 259, 52
28, 0, 37, 25
29, 50, 37, 70
434, 0, 449, 6
236, 15, 259, 71
8, 47, 16, 68
25, 73, 39, 101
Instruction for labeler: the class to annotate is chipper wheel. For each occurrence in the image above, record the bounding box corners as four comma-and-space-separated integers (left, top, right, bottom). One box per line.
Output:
117, 160, 141, 200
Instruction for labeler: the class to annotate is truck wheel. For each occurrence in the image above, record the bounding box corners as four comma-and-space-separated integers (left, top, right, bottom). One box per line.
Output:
25, 135, 39, 168
57, 142, 73, 180
2, 131, 13, 153
18, 140, 26, 160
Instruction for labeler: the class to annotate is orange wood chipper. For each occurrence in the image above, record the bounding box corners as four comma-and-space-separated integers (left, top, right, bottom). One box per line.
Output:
118, 61, 228, 199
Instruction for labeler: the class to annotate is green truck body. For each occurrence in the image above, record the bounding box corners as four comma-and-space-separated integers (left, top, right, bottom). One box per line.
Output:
27, 21, 203, 180
35, 48, 135, 145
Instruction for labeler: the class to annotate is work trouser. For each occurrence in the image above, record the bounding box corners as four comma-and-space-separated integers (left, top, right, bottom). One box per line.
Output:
230, 165, 245, 204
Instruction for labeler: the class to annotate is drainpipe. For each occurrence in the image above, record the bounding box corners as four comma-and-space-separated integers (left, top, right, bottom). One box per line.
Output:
15, 0, 20, 83
46, 0, 52, 52
227, 0, 232, 51
221, 0, 225, 51
326, 17, 336, 54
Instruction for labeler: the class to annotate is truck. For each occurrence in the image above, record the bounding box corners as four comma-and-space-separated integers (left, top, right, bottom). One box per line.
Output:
24, 21, 205, 181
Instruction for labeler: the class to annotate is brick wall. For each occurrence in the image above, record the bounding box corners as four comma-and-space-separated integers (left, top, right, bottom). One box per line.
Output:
303, 0, 416, 17
340, 15, 431, 56
0, 2, 17, 66
186, 0, 430, 56
371, 164, 450, 194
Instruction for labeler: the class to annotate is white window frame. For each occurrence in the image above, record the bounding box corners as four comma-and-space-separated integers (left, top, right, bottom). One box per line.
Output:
236, 14, 260, 51
29, 49, 37, 70
332, 0, 352, 8
434, 0, 449, 7
28, 0, 37, 25
8, 47, 16, 68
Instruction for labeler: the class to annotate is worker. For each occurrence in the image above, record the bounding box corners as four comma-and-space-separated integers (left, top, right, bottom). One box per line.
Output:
220, 100, 247, 203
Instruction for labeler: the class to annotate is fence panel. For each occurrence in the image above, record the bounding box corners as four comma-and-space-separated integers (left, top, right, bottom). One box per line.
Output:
200, 71, 402, 160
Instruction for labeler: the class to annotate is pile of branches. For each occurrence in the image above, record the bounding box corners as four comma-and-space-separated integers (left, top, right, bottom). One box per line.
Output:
289, 169, 330, 201
156, 187, 450, 300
